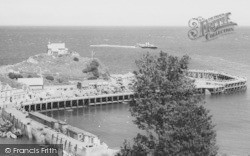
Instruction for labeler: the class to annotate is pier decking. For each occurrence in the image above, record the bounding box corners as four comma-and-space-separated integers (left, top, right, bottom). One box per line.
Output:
22, 92, 134, 112
185, 70, 247, 94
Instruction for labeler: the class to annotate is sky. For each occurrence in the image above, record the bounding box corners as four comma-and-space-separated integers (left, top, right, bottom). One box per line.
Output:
0, 0, 249, 26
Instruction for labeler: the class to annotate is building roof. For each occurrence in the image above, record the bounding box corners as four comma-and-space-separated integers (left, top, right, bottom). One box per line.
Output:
18, 78, 44, 86
47, 43, 66, 51
48, 43, 65, 48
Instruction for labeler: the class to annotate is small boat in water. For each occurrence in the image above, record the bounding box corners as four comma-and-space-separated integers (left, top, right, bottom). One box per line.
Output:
137, 42, 157, 49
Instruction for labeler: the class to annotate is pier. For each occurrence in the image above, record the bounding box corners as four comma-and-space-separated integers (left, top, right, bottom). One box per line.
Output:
185, 70, 247, 95
21, 92, 134, 112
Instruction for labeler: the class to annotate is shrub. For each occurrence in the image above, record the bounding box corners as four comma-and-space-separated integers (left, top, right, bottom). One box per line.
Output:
92, 68, 100, 78
90, 59, 99, 68
57, 78, 63, 83
73, 57, 79, 61
45, 75, 54, 81
82, 59, 101, 78
77, 82, 82, 89
87, 76, 97, 80
8, 72, 23, 79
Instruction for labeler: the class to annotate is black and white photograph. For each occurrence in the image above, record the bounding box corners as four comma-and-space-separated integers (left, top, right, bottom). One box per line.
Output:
0, 0, 249, 156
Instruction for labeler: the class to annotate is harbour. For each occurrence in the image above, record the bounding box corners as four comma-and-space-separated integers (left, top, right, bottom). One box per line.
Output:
0, 26, 250, 155
0, 64, 247, 155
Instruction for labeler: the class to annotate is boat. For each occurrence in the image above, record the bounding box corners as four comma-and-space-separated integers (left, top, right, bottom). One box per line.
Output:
10, 133, 17, 139
6, 131, 17, 139
137, 42, 157, 49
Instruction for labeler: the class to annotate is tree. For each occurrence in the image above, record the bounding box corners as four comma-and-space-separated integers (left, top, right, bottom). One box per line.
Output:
82, 59, 100, 79
45, 75, 54, 81
117, 52, 217, 156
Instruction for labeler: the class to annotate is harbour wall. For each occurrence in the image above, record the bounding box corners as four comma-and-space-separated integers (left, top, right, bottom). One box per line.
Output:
1, 108, 117, 156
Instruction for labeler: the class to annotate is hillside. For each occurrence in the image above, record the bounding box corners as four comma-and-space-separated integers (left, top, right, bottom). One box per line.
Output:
0, 53, 110, 87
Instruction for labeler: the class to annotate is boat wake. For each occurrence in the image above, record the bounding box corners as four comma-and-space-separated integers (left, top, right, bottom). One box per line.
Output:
90, 44, 137, 49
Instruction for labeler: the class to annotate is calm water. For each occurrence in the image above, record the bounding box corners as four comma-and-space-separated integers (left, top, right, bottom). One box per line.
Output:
1, 26, 250, 155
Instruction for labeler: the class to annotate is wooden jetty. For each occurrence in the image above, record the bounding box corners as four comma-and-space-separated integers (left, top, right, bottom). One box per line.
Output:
22, 92, 134, 112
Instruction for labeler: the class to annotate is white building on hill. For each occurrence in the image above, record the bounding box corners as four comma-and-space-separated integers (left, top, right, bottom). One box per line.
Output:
47, 42, 68, 55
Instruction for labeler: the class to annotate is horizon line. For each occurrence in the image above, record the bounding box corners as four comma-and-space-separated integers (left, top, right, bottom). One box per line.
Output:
0, 25, 249, 27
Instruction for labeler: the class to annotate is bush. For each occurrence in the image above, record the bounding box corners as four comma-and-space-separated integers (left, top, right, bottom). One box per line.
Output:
90, 59, 99, 68
57, 78, 63, 83
8, 72, 23, 79
77, 82, 82, 89
82, 59, 101, 78
87, 76, 97, 80
92, 68, 100, 78
73, 57, 79, 61
45, 75, 54, 81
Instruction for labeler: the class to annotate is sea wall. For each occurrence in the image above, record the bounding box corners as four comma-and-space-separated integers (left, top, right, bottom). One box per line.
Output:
1, 108, 117, 156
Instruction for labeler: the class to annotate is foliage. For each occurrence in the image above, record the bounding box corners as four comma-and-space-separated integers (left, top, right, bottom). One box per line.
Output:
45, 75, 54, 81
77, 82, 82, 89
117, 52, 217, 156
82, 59, 100, 78
26, 73, 39, 78
87, 76, 98, 80
57, 78, 63, 83
8, 72, 23, 79
73, 57, 79, 61
0, 75, 23, 88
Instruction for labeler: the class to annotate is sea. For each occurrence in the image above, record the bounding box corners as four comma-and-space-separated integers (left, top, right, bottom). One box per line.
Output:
0, 26, 250, 155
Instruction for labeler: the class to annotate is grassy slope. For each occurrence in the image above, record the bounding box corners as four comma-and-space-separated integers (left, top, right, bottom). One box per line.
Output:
0, 53, 109, 86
